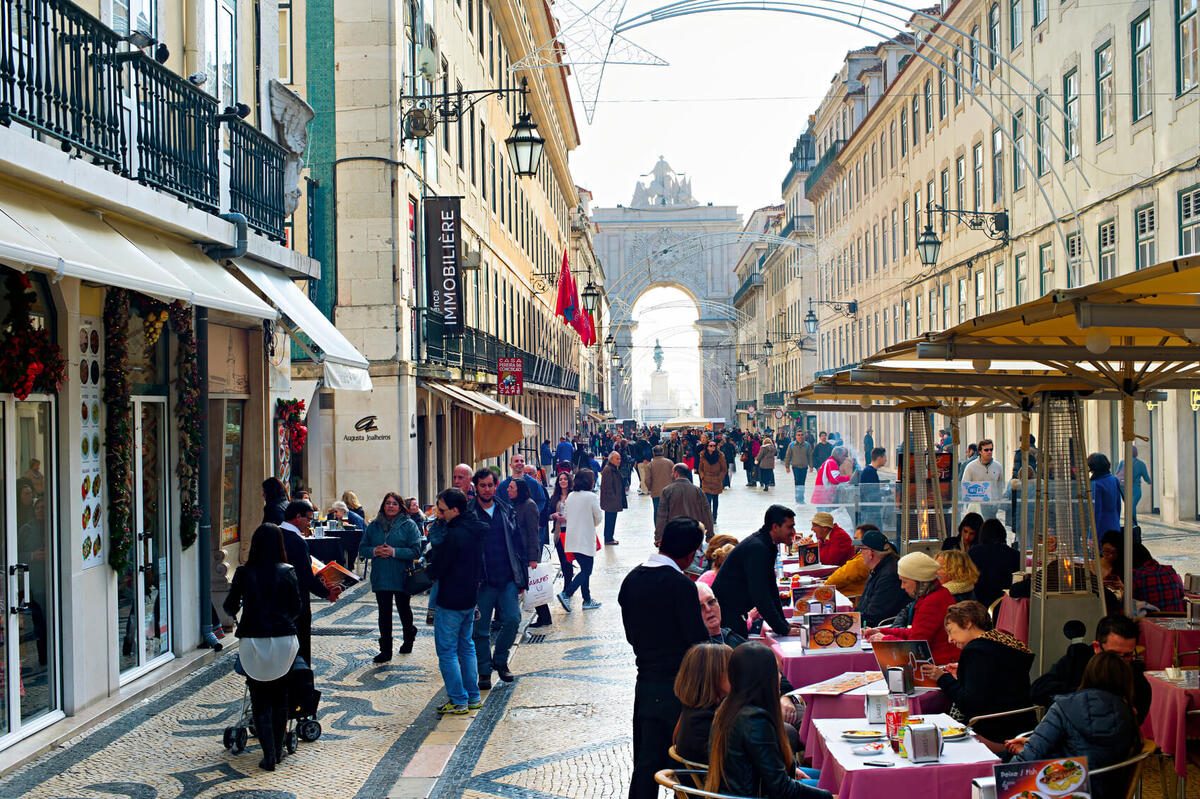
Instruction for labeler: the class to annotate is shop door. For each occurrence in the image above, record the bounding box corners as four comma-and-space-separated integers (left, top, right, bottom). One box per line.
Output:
1, 397, 60, 739
117, 398, 172, 679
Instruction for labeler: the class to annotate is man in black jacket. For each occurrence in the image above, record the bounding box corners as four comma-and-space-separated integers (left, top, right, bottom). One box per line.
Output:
427, 488, 485, 714
470, 469, 528, 689
970, 518, 1022, 607
711, 504, 797, 638
619, 518, 708, 799
854, 529, 909, 626
279, 501, 340, 668
1030, 615, 1152, 724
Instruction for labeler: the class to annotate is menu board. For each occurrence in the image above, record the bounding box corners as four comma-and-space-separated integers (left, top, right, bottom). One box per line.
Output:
806, 612, 861, 650
791, 671, 883, 696
993, 756, 1090, 799
872, 640, 938, 687
78, 317, 105, 569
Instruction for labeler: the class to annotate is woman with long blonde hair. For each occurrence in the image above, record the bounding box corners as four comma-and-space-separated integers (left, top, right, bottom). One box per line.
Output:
936, 549, 980, 602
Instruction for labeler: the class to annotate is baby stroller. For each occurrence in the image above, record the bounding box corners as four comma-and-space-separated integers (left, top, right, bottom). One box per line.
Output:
222, 656, 323, 755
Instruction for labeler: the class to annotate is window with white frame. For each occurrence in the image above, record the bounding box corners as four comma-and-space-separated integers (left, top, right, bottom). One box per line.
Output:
924, 80, 933, 133
1039, 244, 1054, 295
915, 294, 923, 335
942, 283, 952, 328
205, 0, 236, 107
277, 4, 292, 83
113, 0, 157, 39
939, 63, 948, 120
993, 263, 1006, 309
1066, 233, 1082, 287
1063, 69, 1079, 161
973, 143, 984, 212
975, 270, 986, 317
1035, 94, 1049, 177
912, 96, 920, 147
881, 216, 889, 264
1011, 0, 1023, 49
1096, 42, 1114, 140
957, 277, 968, 323
992, 127, 1004, 203
901, 110, 909, 157
1182, 0, 1199, 95
903, 201, 911, 255
988, 4, 1000, 68
905, 300, 912, 338
928, 289, 937, 330
1099, 220, 1117, 280
1012, 111, 1026, 190
882, 309, 890, 347
1015, 253, 1027, 304
954, 49, 963, 105
940, 170, 950, 233
1033, 0, 1045, 27
956, 157, 966, 220
1132, 14, 1153, 121
970, 26, 981, 84
1182, 185, 1200, 255
1136, 205, 1157, 269
893, 304, 900, 342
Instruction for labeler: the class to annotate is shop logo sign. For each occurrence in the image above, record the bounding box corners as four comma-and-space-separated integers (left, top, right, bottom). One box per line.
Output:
345, 415, 391, 442
355, 415, 380, 432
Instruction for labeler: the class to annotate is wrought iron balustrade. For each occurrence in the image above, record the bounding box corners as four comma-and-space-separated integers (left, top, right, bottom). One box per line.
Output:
229, 117, 286, 241
128, 56, 218, 211
0, 0, 126, 166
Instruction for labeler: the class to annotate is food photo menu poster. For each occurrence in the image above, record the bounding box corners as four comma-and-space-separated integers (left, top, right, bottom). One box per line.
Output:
78, 317, 105, 570
993, 756, 1090, 799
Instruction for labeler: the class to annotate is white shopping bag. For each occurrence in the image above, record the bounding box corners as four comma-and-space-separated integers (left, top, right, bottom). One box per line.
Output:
522, 561, 554, 611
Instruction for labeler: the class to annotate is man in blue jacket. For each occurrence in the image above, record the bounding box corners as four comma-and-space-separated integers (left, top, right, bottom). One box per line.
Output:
471, 469, 528, 689
554, 435, 575, 467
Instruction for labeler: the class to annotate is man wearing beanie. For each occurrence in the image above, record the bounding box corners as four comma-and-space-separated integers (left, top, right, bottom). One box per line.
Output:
865, 551, 957, 664
808, 511, 854, 567
853, 529, 909, 627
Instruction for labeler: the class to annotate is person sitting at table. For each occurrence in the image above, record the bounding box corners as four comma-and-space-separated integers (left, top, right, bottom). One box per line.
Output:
1006, 652, 1142, 799
854, 528, 909, 627
712, 505, 798, 638
699, 544, 734, 587
969, 518, 1021, 608
799, 512, 854, 567
673, 642, 734, 764
705, 643, 831, 798
1131, 541, 1186, 612
822, 524, 874, 598
328, 500, 366, 569
935, 549, 979, 602
1030, 614, 1150, 724
923, 600, 1036, 746
941, 512, 983, 551
863, 552, 958, 664
1099, 530, 1124, 595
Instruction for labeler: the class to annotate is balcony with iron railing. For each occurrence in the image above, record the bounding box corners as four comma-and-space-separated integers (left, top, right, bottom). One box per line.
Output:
780, 214, 815, 239
421, 314, 581, 394
0, 0, 287, 240
804, 139, 847, 197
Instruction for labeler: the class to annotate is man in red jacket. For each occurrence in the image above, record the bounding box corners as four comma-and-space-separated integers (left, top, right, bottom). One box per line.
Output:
810, 511, 854, 566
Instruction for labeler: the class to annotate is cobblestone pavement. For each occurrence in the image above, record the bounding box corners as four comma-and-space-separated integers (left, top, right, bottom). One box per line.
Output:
3, 465, 1198, 798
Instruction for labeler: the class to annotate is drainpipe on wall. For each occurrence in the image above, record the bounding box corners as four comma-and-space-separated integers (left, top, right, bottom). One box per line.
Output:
204, 213, 249, 260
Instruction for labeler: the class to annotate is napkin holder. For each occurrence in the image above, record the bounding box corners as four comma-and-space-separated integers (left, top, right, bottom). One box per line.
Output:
898, 722, 942, 763
886, 665, 914, 695
864, 689, 889, 724
1188, 596, 1200, 625
801, 543, 820, 566
1186, 573, 1200, 593
970, 776, 997, 799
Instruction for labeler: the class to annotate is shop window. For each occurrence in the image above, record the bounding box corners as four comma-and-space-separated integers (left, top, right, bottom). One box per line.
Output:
128, 302, 169, 393
220, 401, 245, 546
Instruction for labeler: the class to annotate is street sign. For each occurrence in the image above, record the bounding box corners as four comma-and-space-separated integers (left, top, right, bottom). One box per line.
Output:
498, 356, 523, 395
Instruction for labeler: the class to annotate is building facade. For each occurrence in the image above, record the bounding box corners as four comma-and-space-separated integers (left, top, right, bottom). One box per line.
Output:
295, 0, 587, 507
0, 0, 342, 757
806, 1, 1200, 517
732, 206, 778, 428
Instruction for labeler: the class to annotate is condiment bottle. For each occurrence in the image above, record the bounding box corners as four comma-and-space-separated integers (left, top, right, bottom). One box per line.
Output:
885, 692, 910, 753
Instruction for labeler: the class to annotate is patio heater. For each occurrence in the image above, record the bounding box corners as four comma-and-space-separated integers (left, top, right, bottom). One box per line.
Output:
898, 406, 946, 555
1029, 392, 1106, 675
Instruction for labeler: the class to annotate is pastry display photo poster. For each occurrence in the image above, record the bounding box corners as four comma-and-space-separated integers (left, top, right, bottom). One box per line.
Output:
79, 317, 105, 569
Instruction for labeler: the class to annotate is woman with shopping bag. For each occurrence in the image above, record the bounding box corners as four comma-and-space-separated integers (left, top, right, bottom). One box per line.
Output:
557, 471, 604, 612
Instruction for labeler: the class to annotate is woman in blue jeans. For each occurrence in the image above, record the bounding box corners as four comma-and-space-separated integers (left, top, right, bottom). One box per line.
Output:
425, 488, 483, 715
558, 471, 603, 611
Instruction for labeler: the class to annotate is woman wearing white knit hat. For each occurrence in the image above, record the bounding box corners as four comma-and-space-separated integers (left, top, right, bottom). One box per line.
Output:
863, 552, 958, 664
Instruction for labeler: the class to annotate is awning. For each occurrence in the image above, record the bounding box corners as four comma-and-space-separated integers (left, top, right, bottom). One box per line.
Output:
105, 219, 276, 320
0, 181, 193, 299
419, 380, 537, 460
233, 259, 372, 391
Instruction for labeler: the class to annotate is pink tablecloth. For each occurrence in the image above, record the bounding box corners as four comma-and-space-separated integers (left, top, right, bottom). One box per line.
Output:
1141, 673, 1200, 776
809, 714, 999, 799
1141, 619, 1200, 670
995, 594, 1029, 644
797, 684, 950, 756
765, 634, 880, 689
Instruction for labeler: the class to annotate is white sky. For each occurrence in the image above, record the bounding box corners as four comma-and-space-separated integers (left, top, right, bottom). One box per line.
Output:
564, 2, 895, 212
630, 287, 700, 413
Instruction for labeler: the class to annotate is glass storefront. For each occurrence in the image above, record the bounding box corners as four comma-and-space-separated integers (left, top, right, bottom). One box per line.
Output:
220, 401, 245, 546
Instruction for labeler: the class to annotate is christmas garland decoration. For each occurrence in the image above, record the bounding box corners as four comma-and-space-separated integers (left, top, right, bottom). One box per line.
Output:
167, 302, 201, 549
276, 398, 307, 452
0, 271, 66, 399
103, 289, 134, 573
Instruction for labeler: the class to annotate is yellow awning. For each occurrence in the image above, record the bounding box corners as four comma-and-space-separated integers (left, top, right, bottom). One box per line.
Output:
420, 381, 536, 460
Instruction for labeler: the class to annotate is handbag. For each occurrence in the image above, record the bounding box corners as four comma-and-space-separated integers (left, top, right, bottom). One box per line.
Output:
402, 561, 433, 595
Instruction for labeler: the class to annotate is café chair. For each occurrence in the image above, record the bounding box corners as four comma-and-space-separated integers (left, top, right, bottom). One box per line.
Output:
987, 596, 1003, 625
1173, 648, 1200, 668
967, 705, 1043, 733
1090, 738, 1159, 799
667, 746, 708, 788
653, 769, 754, 798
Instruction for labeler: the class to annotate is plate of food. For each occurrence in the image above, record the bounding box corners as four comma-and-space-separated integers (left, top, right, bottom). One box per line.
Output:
941, 726, 969, 741
1010, 792, 1048, 799
1035, 758, 1086, 795
841, 730, 884, 741
852, 742, 887, 756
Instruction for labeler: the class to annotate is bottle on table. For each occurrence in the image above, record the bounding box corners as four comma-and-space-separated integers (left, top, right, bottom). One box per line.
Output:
885, 692, 910, 753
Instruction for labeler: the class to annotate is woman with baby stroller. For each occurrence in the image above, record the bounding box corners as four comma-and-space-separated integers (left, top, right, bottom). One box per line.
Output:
223, 523, 303, 771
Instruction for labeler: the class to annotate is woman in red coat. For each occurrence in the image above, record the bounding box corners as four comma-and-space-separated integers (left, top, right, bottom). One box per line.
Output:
864, 552, 958, 664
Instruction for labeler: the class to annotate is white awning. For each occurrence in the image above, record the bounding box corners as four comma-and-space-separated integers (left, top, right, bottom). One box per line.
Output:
233, 259, 372, 391
104, 219, 277, 320
0, 181, 193, 300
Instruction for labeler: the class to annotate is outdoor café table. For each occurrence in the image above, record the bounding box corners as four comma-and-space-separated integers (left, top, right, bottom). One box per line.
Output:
995, 593, 1029, 645
779, 590, 854, 615
764, 633, 880, 689
305, 535, 344, 568
796, 677, 950, 756
810, 713, 1000, 799
1141, 670, 1200, 793
1141, 617, 1200, 670
782, 560, 839, 579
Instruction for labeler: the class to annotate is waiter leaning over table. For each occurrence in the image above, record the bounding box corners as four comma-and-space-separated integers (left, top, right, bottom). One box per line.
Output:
712, 505, 797, 638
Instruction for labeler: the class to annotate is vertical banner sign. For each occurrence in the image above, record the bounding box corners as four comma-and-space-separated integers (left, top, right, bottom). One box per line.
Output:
497, 356, 524, 395
425, 197, 463, 334
79, 317, 105, 569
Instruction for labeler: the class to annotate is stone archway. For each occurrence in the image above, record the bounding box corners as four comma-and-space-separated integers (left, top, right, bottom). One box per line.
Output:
593, 158, 743, 421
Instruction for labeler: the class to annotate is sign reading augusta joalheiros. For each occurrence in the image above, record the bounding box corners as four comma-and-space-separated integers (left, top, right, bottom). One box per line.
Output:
425, 197, 463, 334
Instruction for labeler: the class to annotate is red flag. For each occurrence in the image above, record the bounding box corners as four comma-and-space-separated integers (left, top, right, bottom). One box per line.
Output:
568, 272, 590, 342
583, 311, 597, 346
554, 252, 576, 323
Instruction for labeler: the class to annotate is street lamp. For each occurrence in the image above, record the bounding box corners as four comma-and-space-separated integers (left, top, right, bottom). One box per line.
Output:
580, 280, 600, 314
916, 222, 942, 268
764, 338, 774, 357
604, 333, 615, 353
505, 110, 545, 177
803, 308, 819, 335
